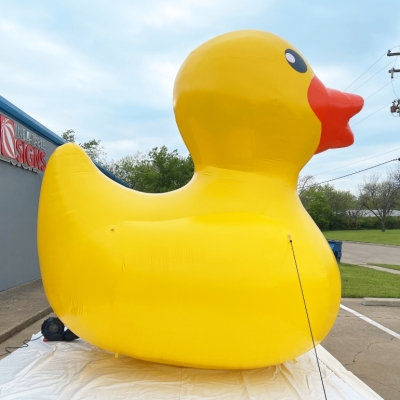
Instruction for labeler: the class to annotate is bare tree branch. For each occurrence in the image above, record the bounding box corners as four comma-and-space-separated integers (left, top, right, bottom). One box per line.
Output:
358, 172, 400, 232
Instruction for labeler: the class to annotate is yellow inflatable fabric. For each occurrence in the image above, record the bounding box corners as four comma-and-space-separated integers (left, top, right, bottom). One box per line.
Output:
38, 30, 363, 369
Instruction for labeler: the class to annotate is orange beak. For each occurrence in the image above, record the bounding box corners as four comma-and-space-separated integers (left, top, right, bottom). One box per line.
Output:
308, 76, 364, 154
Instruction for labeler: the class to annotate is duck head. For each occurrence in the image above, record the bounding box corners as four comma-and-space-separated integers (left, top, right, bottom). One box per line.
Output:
173, 30, 363, 182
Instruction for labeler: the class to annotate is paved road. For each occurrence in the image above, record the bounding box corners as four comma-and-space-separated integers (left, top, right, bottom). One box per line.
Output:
322, 299, 400, 400
341, 242, 400, 265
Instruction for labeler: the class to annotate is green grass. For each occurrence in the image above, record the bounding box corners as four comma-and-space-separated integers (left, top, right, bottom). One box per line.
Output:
340, 263, 400, 298
368, 263, 400, 271
323, 229, 400, 246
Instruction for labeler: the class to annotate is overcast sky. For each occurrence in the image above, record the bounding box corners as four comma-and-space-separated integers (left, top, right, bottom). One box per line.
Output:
1, 0, 400, 192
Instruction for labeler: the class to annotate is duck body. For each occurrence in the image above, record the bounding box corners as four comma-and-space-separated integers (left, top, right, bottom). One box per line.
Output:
38, 31, 362, 369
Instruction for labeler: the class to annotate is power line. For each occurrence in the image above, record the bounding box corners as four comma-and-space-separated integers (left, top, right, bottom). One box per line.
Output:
303, 158, 400, 189
350, 59, 395, 93
344, 44, 400, 92
336, 47, 400, 128
343, 52, 387, 91
343, 52, 400, 125
364, 74, 400, 101
351, 102, 392, 128
313, 147, 400, 177
302, 45, 400, 189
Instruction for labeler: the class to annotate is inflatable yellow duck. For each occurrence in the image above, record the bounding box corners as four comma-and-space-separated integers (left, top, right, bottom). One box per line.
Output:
38, 30, 363, 369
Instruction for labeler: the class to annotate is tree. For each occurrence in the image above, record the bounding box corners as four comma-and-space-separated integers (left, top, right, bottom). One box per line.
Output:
300, 186, 334, 230
319, 184, 354, 214
358, 173, 400, 232
61, 129, 75, 143
61, 129, 107, 165
79, 139, 106, 165
108, 146, 194, 193
297, 174, 316, 198
318, 184, 354, 230
389, 163, 400, 189
61, 131, 193, 192
346, 197, 366, 230
299, 178, 354, 230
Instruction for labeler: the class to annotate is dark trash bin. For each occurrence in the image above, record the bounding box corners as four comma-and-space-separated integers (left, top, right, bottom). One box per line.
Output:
328, 240, 342, 263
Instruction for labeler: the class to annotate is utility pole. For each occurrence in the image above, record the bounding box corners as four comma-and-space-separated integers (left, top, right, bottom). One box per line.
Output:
387, 50, 400, 115
388, 50, 400, 78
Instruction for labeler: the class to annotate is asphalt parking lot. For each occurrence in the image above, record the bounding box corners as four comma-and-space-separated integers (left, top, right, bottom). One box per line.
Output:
341, 241, 400, 265
321, 241, 400, 399
322, 298, 400, 400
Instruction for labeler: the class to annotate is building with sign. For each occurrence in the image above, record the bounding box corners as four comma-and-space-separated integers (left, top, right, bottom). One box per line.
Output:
0, 95, 125, 292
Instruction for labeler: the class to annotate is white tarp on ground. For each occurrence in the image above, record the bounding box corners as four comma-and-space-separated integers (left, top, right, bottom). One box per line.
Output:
0, 334, 382, 400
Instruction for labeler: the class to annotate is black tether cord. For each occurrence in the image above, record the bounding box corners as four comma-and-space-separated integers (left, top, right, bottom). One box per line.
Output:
289, 236, 328, 400
0, 335, 44, 357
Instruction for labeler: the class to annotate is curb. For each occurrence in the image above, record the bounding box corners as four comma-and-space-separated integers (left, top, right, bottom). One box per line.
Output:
362, 298, 400, 307
358, 264, 400, 275
0, 306, 52, 344
340, 241, 400, 248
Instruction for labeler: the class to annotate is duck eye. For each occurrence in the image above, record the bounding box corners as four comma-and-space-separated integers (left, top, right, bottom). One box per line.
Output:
285, 49, 307, 73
